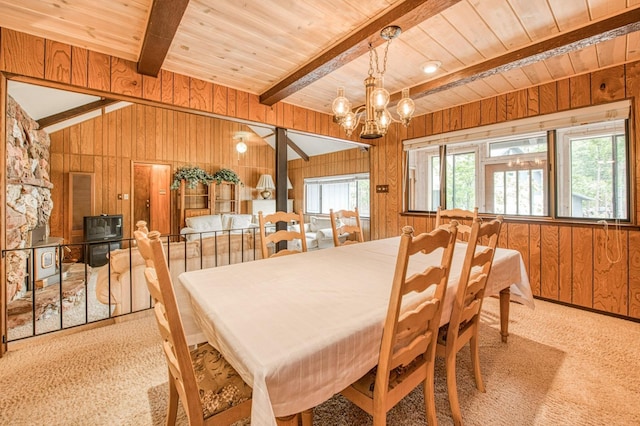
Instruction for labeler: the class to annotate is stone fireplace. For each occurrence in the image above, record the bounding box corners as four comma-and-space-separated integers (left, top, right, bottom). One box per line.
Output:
5, 95, 54, 301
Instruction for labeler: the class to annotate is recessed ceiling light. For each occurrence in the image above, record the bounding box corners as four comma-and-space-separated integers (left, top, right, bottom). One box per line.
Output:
421, 60, 441, 74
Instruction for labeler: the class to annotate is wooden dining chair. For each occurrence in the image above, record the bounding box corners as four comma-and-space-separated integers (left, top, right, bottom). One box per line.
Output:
434, 207, 479, 241
436, 215, 503, 426
329, 207, 364, 247
133, 229, 252, 426
341, 222, 459, 426
258, 210, 307, 259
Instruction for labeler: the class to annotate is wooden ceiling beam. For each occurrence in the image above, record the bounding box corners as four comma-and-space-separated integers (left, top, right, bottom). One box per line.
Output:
137, 0, 190, 77
287, 136, 310, 162
262, 132, 311, 161
391, 7, 640, 104
37, 99, 119, 129
259, 0, 462, 106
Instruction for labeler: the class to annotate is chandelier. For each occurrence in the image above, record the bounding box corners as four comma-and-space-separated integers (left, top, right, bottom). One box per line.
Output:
332, 25, 415, 139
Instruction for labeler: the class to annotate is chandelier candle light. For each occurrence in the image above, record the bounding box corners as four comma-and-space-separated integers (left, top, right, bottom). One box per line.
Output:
332, 25, 415, 139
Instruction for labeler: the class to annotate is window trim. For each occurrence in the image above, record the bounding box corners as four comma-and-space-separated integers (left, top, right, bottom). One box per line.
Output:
403, 100, 630, 150
403, 100, 633, 223
555, 119, 630, 221
304, 173, 370, 217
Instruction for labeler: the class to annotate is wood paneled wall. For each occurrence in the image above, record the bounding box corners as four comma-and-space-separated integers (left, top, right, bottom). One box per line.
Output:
370, 62, 640, 320
288, 147, 370, 209
2, 25, 640, 321
0, 28, 358, 141
288, 147, 371, 239
48, 104, 276, 238
0, 26, 363, 239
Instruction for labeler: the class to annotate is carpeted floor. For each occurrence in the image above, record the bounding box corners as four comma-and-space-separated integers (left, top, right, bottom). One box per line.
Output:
1, 297, 639, 425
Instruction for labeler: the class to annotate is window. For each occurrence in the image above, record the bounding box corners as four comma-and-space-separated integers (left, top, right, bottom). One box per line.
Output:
556, 120, 628, 220
406, 134, 548, 216
485, 135, 547, 216
304, 174, 370, 217
404, 100, 631, 221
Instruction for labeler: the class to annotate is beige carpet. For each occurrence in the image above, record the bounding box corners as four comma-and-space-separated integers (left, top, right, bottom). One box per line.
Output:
1, 297, 639, 425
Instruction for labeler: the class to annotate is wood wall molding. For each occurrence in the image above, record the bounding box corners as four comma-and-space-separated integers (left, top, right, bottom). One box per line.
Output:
0, 72, 7, 355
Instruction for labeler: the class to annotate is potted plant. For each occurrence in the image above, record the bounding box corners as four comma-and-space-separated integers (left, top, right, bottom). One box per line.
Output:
170, 166, 215, 190
212, 168, 243, 186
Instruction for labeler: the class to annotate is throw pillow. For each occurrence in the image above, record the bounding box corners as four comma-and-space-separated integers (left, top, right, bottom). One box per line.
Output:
186, 215, 223, 232
310, 216, 333, 232
230, 214, 253, 230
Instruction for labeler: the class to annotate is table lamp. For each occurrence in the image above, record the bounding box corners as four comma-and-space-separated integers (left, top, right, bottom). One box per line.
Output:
257, 174, 275, 199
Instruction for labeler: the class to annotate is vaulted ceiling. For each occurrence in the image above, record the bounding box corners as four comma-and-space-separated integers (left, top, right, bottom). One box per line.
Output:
0, 0, 638, 120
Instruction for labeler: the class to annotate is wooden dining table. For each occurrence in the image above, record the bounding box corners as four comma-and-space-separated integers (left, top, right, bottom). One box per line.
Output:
177, 237, 534, 426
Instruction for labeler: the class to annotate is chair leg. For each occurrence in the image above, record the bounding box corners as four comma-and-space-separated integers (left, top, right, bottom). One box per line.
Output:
470, 332, 485, 393
445, 350, 463, 426
372, 404, 387, 426
166, 376, 179, 426
276, 414, 298, 426
424, 364, 438, 425
300, 408, 313, 426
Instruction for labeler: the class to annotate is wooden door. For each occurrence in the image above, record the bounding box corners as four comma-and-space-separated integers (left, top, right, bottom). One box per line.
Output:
68, 172, 95, 243
133, 164, 170, 234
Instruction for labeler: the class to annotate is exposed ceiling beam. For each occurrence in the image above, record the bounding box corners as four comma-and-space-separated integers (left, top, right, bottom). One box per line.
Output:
286, 136, 310, 162
259, 0, 462, 106
37, 99, 119, 129
391, 7, 640, 104
263, 132, 311, 161
137, 0, 190, 77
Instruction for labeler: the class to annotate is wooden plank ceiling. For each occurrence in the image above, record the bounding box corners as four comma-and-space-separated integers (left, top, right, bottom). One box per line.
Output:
0, 0, 638, 118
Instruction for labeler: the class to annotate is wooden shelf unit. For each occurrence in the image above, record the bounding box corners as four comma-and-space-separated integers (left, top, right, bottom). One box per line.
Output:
178, 179, 212, 228
212, 181, 240, 215
178, 180, 241, 228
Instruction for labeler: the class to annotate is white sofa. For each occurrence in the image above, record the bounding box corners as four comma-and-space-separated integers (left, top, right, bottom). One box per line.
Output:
180, 213, 257, 240
95, 214, 261, 316
299, 216, 347, 250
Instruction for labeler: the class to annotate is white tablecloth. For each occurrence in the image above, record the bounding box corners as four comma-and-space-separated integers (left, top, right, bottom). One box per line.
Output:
178, 237, 534, 426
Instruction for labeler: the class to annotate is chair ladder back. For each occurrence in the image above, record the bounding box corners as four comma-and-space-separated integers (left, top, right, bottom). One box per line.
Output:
376, 224, 458, 395
450, 216, 503, 331
330, 208, 364, 247
390, 303, 438, 370
134, 230, 205, 423
435, 207, 478, 241
436, 215, 503, 425
259, 210, 307, 258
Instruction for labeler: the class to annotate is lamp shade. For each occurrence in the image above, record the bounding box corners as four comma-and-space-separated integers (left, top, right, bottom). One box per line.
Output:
287, 177, 293, 190
256, 174, 275, 199
256, 174, 275, 190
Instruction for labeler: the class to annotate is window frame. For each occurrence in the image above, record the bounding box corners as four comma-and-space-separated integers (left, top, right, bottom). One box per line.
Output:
555, 119, 630, 221
402, 100, 633, 224
304, 173, 370, 218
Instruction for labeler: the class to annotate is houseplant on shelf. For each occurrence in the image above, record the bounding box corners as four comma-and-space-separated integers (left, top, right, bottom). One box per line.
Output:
170, 166, 215, 190
212, 168, 243, 186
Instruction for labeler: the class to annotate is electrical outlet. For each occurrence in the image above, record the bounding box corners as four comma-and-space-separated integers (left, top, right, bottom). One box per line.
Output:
376, 185, 389, 193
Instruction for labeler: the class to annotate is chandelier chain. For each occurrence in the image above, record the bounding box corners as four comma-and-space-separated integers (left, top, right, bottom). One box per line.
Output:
381, 39, 391, 76
368, 43, 376, 77
367, 40, 392, 77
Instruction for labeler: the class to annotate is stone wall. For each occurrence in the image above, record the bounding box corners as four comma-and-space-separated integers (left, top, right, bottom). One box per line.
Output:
5, 95, 53, 301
